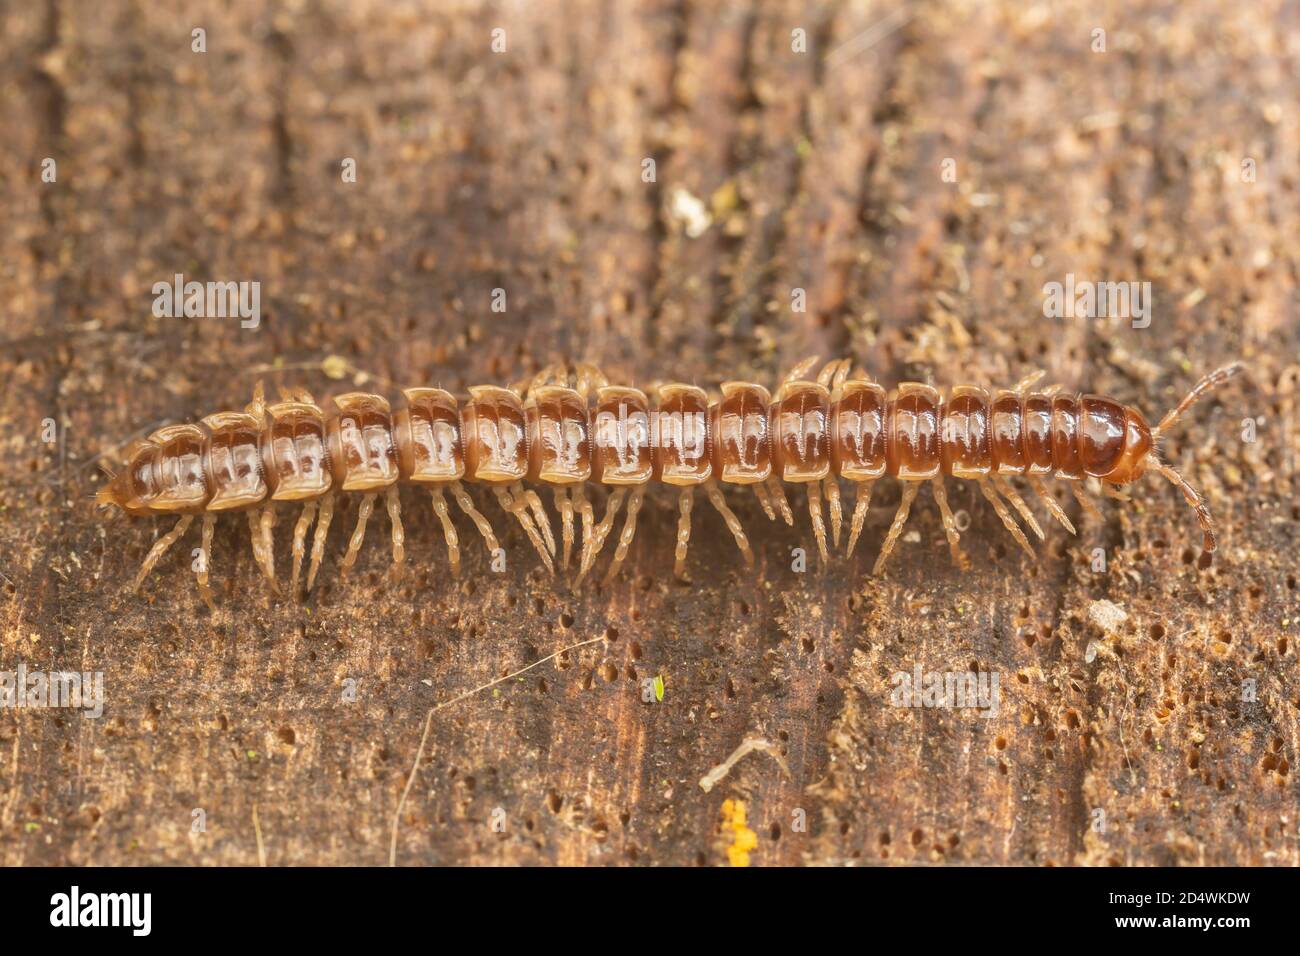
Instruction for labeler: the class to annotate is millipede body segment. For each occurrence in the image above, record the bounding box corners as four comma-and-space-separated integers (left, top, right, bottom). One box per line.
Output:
96, 358, 1243, 607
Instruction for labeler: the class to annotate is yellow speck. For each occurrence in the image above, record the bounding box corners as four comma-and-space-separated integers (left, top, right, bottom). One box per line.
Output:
721, 798, 758, 867
321, 355, 349, 380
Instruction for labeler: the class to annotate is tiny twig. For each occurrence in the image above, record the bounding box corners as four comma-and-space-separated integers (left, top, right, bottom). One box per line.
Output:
699, 736, 791, 793
388, 636, 605, 866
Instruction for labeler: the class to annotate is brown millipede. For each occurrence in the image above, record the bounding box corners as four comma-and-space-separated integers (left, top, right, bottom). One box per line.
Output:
95, 358, 1243, 607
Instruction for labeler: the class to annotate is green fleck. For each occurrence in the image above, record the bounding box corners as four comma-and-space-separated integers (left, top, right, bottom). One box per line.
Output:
246, 749, 258, 760
653, 675, 665, 702
24, 822, 40, 833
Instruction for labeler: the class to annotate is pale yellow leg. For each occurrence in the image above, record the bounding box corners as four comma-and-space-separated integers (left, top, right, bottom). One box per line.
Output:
496, 485, 554, 575
824, 475, 842, 547
752, 481, 776, 521
1014, 369, 1047, 393
575, 363, 610, 396
577, 486, 626, 586
290, 500, 317, 598
604, 485, 646, 584
845, 480, 875, 557
832, 361, 853, 390
993, 475, 1045, 541
806, 481, 829, 565
430, 486, 460, 576
781, 355, 820, 388
553, 486, 575, 570
1069, 480, 1103, 520
260, 503, 279, 593
674, 487, 694, 580
132, 514, 193, 592
706, 480, 754, 566
979, 478, 1036, 561
816, 358, 847, 388
449, 480, 500, 555
1028, 475, 1076, 534
340, 493, 376, 574
307, 490, 335, 592
246, 507, 279, 593
1101, 482, 1131, 502
872, 482, 919, 575
766, 475, 794, 525
520, 485, 556, 557
196, 512, 216, 610
930, 478, 969, 570
572, 484, 595, 574
1151, 461, 1217, 552
385, 485, 405, 575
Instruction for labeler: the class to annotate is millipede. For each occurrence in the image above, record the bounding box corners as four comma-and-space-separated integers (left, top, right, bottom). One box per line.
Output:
95, 357, 1243, 607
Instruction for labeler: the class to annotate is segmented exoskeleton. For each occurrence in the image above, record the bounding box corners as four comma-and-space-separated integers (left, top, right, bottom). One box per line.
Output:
96, 358, 1242, 607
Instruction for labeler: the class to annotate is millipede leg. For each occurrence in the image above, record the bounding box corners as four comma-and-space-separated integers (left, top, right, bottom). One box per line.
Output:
674, 487, 694, 580
577, 486, 626, 586
247, 509, 278, 594
289, 500, 317, 599
132, 514, 194, 593
249, 502, 280, 590
196, 512, 217, 611
816, 358, 847, 388
872, 482, 919, 575
553, 486, 574, 570
766, 475, 794, 525
781, 355, 820, 389
752, 481, 776, 521
496, 486, 555, 575
824, 476, 843, 547
831, 360, 853, 391
449, 480, 500, 556
575, 362, 610, 396
572, 484, 595, 573
1013, 369, 1047, 393
604, 485, 645, 584
341, 492, 377, 575
520, 484, 556, 558
1101, 482, 1131, 502
429, 486, 461, 576
930, 478, 970, 570
806, 481, 829, 565
307, 491, 335, 592
845, 480, 875, 557
706, 480, 754, 566
1028, 475, 1076, 535
979, 478, 1036, 561
260, 503, 280, 593
993, 475, 1045, 541
1151, 461, 1218, 552
385, 485, 406, 575
1069, 480, 1103, 520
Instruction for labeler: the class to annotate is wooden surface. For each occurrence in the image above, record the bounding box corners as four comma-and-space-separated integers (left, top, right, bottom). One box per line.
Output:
0, 0, 1296, 866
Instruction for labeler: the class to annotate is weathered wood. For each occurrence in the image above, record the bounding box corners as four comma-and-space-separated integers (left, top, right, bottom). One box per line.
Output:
0, 0, 1295, 866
